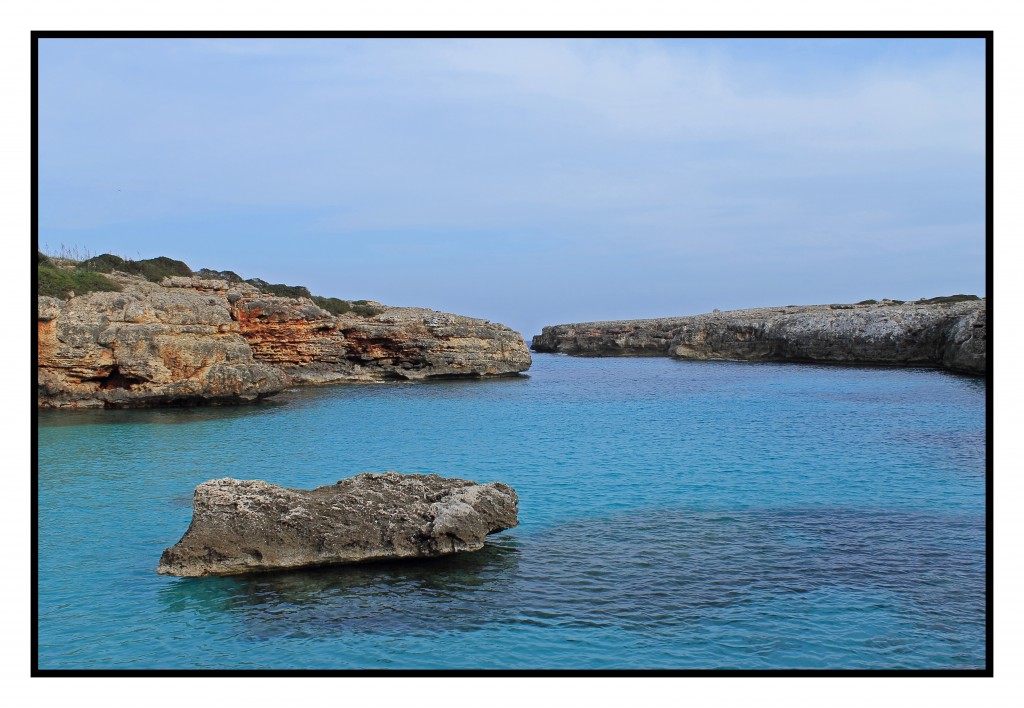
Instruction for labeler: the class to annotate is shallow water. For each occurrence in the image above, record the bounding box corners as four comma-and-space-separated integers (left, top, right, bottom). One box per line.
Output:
37, 355, 986, 670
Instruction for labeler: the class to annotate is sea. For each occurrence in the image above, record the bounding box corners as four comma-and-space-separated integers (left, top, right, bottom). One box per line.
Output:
36, 354, 987, 670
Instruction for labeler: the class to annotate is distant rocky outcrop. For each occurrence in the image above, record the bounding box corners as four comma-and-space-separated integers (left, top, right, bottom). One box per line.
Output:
532, 299, 986, 376
157, 472, 520, 577
37, 270, 531, 408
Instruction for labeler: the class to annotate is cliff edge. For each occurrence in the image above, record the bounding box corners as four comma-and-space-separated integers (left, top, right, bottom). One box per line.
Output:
38, 271, 531, 408
531, 299, 986, 376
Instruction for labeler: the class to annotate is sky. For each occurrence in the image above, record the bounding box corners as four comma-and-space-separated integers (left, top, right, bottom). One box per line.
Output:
37, 37, 986, 338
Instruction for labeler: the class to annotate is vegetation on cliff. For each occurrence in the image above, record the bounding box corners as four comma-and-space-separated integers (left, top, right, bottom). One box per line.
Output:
37, 252, 122, 298
37, 261, 532, 407
81, 254, 192, 282
36, 250, 382, 316
853, 295, 978, 306
240, 279, 379, 316
918, 294, 980, 304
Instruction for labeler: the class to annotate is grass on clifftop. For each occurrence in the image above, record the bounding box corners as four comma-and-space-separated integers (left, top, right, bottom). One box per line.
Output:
38, 253, 122, 298
38, 250, 382, 315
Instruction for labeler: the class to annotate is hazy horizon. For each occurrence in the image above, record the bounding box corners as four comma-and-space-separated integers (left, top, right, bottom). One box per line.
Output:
39, 38, 986, 338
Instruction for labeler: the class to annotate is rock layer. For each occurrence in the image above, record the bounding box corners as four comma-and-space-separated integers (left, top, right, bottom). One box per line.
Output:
532, 300, 986, 376
36, 286, 286, 408
38, 272, 531, 407
232, 296, 531, 384
157, 472, 519, 577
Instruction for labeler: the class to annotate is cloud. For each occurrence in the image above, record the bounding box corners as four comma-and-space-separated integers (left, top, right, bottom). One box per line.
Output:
427, 38, 983, 151
38, 38, 985, 335
40, 39, 983, 226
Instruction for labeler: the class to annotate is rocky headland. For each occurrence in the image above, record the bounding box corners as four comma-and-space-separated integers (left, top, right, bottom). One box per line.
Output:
532, 298, 986, 376
37, 260, 531, 408
157, 472, 520, 577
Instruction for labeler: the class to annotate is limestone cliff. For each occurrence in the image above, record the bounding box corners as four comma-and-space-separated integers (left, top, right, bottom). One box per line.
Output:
531, 299, 986, 376
231, 293, 530, 384
38, 272, 531, 408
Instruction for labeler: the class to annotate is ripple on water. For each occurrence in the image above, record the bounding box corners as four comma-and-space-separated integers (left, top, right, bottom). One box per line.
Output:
38, 355, 986, 670
147, 507, 983, 669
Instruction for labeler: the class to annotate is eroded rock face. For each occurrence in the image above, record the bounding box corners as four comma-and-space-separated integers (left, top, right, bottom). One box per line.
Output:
37, 286, 287, 408
942, 304, 987, 375
232, 297, 532, 384
37, 272, 532, 407
157, 473, 519, 577
532, 300, 987, 376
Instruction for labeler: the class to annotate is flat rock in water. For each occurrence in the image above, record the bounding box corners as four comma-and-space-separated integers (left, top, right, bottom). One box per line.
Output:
157, 472, 519, 577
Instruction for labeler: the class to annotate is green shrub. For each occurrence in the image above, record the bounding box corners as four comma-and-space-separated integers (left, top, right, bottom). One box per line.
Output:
195, 268, 244, 283
37, 251, 51, 265
38, 262, 121, 298
81, 253, 192, 282
351, 303, 382, 317
57, 252, 383, 315
246, 280, 381, 316
857, 299, 878, 305
246, 279, 312, 299
919, 294, 981, 305
312, 296, 352, 315
132, 256, 192, 281
80, 253, 128, 273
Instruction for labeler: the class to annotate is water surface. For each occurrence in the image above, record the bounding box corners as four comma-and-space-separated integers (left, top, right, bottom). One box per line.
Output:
37, 355, 986, 670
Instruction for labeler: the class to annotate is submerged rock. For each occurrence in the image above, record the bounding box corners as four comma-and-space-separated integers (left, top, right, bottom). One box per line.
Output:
532, 299, 987, 376
157, 473, 519, 577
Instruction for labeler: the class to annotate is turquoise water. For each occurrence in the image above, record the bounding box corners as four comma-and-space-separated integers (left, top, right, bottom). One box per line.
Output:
37, 355, 986, 670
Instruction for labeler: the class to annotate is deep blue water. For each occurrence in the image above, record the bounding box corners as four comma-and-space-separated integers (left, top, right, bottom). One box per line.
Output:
37, 355, 986, 670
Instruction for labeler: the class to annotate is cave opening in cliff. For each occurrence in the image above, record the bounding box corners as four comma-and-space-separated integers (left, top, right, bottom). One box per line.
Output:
88, 365, 146, 390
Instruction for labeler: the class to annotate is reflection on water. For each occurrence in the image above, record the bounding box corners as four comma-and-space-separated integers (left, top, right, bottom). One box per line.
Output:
160, 537, 523, 638
157, 507, 984, 667
37, 374, 535, 429
36, 399, 290, 427
40, 355, 986, 669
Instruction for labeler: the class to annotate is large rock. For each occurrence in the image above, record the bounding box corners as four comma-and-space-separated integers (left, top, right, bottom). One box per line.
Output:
157, 473, 519, 577
37, 270, 532, 407
532, 299, 986, 376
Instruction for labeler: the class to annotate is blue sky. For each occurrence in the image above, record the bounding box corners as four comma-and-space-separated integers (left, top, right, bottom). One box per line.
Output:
38, 37, 986, 337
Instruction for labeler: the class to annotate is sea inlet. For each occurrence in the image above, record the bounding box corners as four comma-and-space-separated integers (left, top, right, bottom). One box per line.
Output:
37, 354, 986, 670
